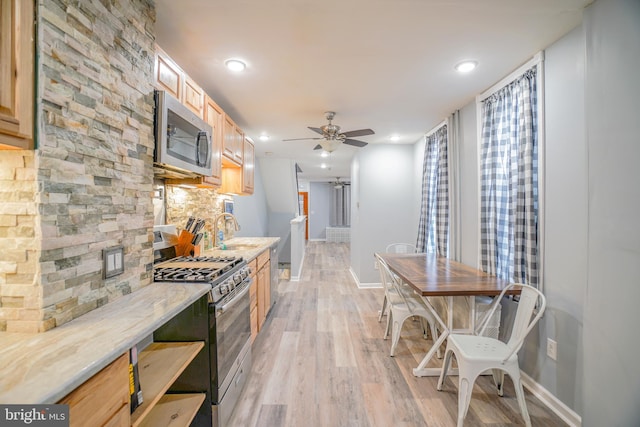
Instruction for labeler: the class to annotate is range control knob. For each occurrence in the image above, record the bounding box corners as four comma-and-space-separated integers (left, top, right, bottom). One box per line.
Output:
233, 272, 243, 285
219, 284, 228, 295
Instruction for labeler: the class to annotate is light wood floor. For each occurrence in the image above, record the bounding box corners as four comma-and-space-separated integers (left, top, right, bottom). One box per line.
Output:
228, 241, 567, 427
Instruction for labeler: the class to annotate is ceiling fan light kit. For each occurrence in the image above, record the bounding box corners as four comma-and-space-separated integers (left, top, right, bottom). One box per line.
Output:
283, 111, 375, 151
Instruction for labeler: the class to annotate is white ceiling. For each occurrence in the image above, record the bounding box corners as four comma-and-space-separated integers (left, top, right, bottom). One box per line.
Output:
155, 0, 589, 182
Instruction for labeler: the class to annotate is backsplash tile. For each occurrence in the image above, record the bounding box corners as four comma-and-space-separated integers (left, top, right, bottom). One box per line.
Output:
165, 186, 236, 246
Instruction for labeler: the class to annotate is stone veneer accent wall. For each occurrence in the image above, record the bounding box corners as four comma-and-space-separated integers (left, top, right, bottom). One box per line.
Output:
0, 152, 39, 332
165, 186, 236, 245
0, 0, 156, 332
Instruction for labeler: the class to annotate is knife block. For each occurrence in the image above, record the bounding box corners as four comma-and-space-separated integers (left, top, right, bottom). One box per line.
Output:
175, 230, 195, 257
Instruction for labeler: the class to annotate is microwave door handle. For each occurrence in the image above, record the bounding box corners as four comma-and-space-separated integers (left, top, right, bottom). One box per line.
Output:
196, 131, 208, 167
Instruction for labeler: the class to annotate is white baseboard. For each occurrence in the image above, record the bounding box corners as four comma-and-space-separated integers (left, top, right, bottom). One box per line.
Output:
348, 268, 382, 289
521, 372, 581, 427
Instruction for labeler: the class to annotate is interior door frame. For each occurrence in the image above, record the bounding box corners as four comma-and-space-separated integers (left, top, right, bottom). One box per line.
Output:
298, 191, 309, 240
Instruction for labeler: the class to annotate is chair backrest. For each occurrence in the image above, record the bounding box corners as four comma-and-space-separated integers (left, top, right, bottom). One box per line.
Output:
375, 253, 396, 294
385, 243, 416, 254
375, 253, 414, 307
477, 283, 546, 363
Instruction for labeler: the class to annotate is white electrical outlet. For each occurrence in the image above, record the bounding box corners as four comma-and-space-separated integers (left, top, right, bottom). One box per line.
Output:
547, 338, 557, 360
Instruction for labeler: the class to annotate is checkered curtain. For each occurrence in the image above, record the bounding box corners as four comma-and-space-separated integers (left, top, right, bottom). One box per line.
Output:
480, 68, 538, 286
416, 125, 449, 255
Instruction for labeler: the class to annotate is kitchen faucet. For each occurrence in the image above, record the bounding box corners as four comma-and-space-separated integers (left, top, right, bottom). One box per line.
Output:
213, 213, 240, 248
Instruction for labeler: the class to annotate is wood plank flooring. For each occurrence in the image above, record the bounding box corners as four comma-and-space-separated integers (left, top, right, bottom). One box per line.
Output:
228, 241, 567, 427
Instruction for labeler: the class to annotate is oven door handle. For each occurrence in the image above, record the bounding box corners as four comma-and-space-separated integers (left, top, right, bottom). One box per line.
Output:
216, 280, 251, 316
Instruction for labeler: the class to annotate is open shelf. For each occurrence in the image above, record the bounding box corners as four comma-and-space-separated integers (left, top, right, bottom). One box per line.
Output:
131, 341, 205, 427
137, 393, 205, 427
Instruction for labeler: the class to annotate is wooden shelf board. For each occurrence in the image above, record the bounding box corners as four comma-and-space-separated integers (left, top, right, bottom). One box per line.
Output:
137, 393, 205, 427
131, 341, 204, 427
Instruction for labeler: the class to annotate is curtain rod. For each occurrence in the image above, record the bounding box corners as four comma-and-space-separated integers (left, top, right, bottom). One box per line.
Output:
477, 51, 544, 102
425, 118, 448, 138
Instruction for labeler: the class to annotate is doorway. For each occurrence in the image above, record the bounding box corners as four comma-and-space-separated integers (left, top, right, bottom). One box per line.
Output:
298, 191, 308, 240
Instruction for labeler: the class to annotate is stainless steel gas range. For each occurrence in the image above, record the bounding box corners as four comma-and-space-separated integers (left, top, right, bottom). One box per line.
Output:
154, 255, 252, 427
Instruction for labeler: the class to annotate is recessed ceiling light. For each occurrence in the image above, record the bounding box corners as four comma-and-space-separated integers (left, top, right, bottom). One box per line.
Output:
455, 60, 477, 73
390, 135, 400, 142
259, 134, 269, 141
321, 163, 327, 169
225, 59, 246, 72
320, 151, 329, 158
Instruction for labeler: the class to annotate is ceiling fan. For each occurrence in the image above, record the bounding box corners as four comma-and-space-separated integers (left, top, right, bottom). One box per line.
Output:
331, 177, 348, 188
283, 111, 374, 152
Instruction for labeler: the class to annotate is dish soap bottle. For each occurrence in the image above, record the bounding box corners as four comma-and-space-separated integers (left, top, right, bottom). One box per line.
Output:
217, 230, 226, 250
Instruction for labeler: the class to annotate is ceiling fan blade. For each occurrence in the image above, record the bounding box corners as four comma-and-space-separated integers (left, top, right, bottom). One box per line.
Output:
282, 137, 323, 142
343, 139, 368, 147
308, 127, 324, 135
313, 144, 323, 150
341, 128, 374, 138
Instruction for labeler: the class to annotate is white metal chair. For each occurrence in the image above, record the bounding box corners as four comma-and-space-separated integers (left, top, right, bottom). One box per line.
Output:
385, 243, 417, 254
378, 243, 417, 323
375, 254, 441, 357
436, 283, 546, 427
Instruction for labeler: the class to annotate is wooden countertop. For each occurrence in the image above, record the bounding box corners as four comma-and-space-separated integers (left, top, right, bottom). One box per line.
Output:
0, 282, 210, 404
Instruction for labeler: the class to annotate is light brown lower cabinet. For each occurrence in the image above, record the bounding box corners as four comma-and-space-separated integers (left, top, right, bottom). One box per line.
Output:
256, 250, 271, 332
59, 353, 130, 427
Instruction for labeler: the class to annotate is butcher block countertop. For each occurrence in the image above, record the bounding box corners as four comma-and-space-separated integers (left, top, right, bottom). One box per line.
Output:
0, 282, 210, 404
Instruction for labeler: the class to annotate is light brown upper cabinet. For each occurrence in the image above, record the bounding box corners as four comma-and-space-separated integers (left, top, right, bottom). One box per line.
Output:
183, 77, 204, 119
0, 0, 34, 149
242, 136, 255, 193
203, 95, 223, 186
220, 137, 254, 195
222, 115, 243, 166
154, 46, 183, 101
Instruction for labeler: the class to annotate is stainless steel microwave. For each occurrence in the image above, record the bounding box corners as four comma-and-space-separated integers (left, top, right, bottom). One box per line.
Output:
153, 90, 213, 178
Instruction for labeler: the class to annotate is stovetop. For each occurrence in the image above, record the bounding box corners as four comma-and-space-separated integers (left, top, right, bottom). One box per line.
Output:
154, 256, 244, 283
153, 255, 251, 304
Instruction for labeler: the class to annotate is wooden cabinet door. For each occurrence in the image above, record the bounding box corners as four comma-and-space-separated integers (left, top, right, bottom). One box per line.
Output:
233, 126, 244, 164
154, 46, 183, 100
222, 115, 241, 166
0, 0, 34, 149
242, 137, 255, 194
59, 353, 130, 427
184, 76, 204, 118
204, 96, 223, 186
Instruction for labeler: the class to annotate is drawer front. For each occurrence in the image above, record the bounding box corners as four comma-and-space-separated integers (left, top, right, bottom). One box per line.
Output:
257, 250, 270, 270
248, 258, 258, 276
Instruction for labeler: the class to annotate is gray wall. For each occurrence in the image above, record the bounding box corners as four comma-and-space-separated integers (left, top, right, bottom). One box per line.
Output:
458, 102, 480, 267
233, 160, 269, 237
351, 143, 418, 284
583, 0, 640, 425
521, 23, 586, 414
308, 182, 331, 240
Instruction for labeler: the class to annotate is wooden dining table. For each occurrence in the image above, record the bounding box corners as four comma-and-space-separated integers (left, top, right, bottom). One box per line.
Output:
376, 252, 515, 377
